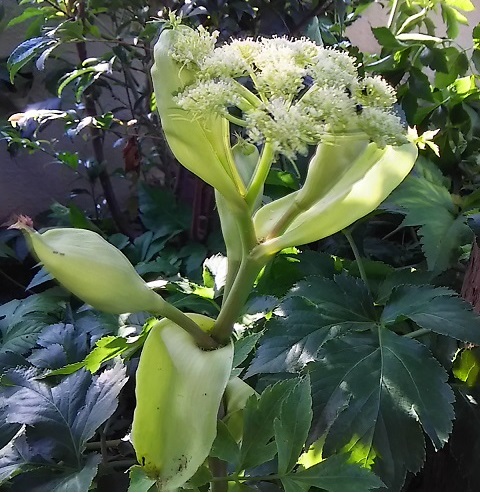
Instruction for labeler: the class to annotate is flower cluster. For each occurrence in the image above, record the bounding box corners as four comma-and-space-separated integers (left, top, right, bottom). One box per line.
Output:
169, 25, 406, 159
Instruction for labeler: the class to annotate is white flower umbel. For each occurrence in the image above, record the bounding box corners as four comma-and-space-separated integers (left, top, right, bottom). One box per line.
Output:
358, 107, 407, 148
357, 75, 397, 108
170, 24, 218, 68
174, 79, 241, 117
171, 25, 408, 160
245, 99, 315, 159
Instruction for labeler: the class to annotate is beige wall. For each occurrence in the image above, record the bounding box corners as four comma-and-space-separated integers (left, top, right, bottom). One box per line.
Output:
346, 1, 480, 53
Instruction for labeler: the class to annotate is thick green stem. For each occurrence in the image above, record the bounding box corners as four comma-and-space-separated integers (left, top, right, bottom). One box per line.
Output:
212, 254, 268, 344
245, 141, 275, 208
223, 258, 241, 302
154, 298, 219, 349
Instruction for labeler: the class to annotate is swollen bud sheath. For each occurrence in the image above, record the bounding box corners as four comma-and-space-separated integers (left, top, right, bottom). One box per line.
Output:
131, 314, 233, 490
151, 25, 244, 203
254, 141, 418, 253
16, 225, 164, 314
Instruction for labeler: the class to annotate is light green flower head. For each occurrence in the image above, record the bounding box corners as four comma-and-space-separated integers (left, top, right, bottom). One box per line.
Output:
169, 23, 407, 160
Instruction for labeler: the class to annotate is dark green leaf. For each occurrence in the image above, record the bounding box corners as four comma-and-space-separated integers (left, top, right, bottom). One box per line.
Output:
138, 183, 189, 235
292, 274, 377, 323
376, 268, 434, 305
256, 250, 335, 297
274, 376, 312, 475
246, 275, 376, 377
211, 420, 240, 464
246, 298, 337, 376
309, 329, 454, 489
382, 284, 480, 344
384, 173, 469, 272
30, 453, 101, 491
280, 476, 311, 491
239, 379, 298, 470
25, 267, 53, 291
409, 68, 434, 102
233, 332, 262, 368
371, 27, 403, 49
286, 454, 384, 491
0, 419, 20, 451
0, 363, 127, 464
0, 433, 48, 485
0, 291, 65, 355
28, 323, 88, 370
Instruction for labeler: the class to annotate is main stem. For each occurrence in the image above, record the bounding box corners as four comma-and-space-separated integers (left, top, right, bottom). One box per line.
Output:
212, 255, 267, 343
211, 198, 270, 343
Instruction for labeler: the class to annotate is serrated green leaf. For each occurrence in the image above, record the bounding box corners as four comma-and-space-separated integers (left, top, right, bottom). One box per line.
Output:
26, 267, 53, 290
233, 332, 262, 368
211, 420, 240, 464
246, 275, 377, 377
48, 317, 154, 376
0, 363, 127, 464
376, 268, 434, 305
308, 329, 454, 489
32, 453, 101, 491
382, 284, 480, 344
274, 376, 312, 475
239, 379, 298, 470
292, 274, 377, 323
286, 454, 384, 491
0, 291, 65, 355
385, 173, 469, 272
84, 335, 128, 372
256, 250, 335, 297
0, 433, 50, 485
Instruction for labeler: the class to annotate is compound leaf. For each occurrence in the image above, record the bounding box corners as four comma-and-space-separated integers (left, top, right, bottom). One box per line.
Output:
385, 173, 469, 272
247, 275, 377, 377
0, 291, 65, 355
308, 329, 454, 489
0, 363, 127, 464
